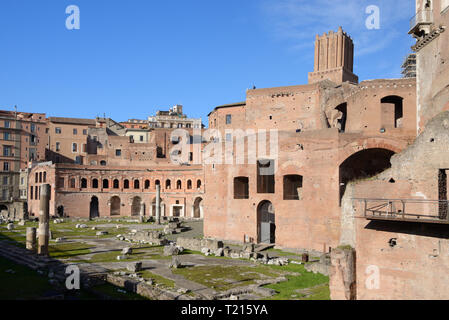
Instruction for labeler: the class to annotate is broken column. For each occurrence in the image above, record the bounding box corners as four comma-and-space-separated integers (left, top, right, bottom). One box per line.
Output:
329, 247, 357, 300
26, 227, 37, 253
156, 184, 161, 225
38, 184, 50, 256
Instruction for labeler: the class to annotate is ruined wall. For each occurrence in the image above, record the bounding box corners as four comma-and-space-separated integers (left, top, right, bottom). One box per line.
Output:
204, 78, 415, 252
338, 112, 449, 299
416, 0, 449, 131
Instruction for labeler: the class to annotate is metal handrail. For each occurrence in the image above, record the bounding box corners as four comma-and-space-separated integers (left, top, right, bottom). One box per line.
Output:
410, 10, 433, 30
355, 198, 449, 222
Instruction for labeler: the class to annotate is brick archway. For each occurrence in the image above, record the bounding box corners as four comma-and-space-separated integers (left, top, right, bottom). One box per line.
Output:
338, 137, 407, 166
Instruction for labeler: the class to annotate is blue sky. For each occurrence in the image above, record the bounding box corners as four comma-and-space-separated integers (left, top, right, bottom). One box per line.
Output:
0, 0, 415, 125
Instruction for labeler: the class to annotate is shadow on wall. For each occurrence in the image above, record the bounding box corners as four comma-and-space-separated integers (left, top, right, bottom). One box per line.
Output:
365, 220, 449, 239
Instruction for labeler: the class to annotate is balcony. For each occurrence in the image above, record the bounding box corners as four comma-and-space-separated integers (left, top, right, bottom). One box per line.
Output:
409, 10, 433, 36
356, 198, 449, 225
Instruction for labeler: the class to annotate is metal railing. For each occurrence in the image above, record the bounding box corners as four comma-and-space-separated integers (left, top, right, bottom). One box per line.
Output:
354, 198, 449, 224
410, 10, 433, 31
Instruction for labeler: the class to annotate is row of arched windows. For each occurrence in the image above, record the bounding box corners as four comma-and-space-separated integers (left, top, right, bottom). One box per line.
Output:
63, 177, 203, 191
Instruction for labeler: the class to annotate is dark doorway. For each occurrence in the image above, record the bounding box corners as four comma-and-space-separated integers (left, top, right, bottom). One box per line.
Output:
57, 205, 64, 218
257, 201, 275, 244
110, 196, 121, 216
339, 148, 395, 205
90, 196, 99, 219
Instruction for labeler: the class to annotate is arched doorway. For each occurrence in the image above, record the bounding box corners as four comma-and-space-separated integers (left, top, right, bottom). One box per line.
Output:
339, 148, 395, 204
90, 197, 99, 219
0, 205, 8, 215
110, 196, 121, 216
193, 197, 203, 218
257, 201, 275, 244
131, 197, 142, 216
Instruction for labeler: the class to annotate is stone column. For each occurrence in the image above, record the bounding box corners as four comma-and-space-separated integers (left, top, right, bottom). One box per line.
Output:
139, 203, 145, 223
156, 185, 161, 225
26, 227, 37, 253
38, 184, 50, 256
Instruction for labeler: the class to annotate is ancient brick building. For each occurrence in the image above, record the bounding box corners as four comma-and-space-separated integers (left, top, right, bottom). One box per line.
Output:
204, 28, 417, 254
27, 109, 206, 220
330, 0, 449, 300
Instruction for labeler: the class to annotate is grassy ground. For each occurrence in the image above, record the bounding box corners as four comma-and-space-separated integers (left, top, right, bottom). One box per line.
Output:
172, 264, 282, 292
87, 245, 171, 263
0, 255, 56, 300
263, 263, 330, 300
49, 242, 93, 259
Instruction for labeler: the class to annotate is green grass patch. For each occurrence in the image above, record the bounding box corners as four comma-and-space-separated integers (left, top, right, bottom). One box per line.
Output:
89, 283, 148, 300
138, 270, 175, 289
0, 255, 55, 300
173, 265, 282, 292
48, 242, 93, 259
88, 245, 170, 263
263, 263, 330, 300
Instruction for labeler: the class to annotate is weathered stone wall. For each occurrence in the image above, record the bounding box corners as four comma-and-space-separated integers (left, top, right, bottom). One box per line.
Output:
176, 237, 223, 252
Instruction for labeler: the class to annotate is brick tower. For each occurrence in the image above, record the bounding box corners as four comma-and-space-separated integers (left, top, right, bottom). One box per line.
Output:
308, 27, 359, 85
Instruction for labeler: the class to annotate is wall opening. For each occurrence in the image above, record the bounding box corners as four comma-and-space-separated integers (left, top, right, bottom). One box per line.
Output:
187, 180, 192, 190
103, 179, 109, 189
283, 175, 303, 200
339, 148, 395, 205
134, 180, 140, 189
172, 206, 183, 217
193, 197, 203, 218
335, 103, 347, 132
113, 179, 119, 189
381, 96, 404, 129
257, 159, 275, 194
110, 196, 121, 216
257, 201, 275, 244
177, 180, 182, 190
166, 179, 171, 189
81, 178, 87, 189
92, 179, 98, 189
145, 180, 150, 189
234, 177, 249, 199
90, 196, 99, 219
131, 197, 142, 216
124, 180, 129, 189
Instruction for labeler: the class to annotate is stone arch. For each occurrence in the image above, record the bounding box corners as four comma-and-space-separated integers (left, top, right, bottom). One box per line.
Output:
110, 196, 121, 216
0, 204, 9, 215
338, 138, 406, 166
193, 197, 203, 218
257, 201, 275, 244
339, 148, 396, 204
